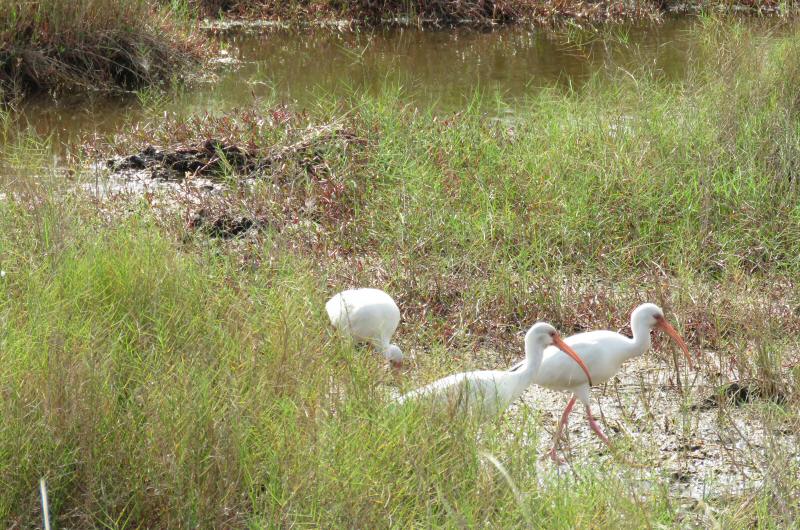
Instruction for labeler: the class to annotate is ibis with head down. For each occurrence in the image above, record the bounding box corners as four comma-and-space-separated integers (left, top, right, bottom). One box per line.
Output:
326, 288, 404, 368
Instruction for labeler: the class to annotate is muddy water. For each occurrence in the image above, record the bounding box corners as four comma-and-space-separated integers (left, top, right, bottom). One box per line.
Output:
207, 18, 698, 106
22, 18, 709, 153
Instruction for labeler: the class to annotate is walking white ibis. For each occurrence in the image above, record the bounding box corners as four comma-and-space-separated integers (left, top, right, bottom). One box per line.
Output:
326, 288, 404, 368
396, 323, 593, 419
509, 303, 693, 462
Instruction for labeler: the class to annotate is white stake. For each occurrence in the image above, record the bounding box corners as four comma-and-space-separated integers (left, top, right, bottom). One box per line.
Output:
39, 478, 50, 530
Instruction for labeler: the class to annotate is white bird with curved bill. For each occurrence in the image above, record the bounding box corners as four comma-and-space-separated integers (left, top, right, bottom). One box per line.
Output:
396, 323, 593, 419
326, 288, 404, 368
509, 303, 694, 462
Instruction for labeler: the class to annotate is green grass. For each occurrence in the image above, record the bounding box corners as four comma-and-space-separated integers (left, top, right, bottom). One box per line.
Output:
1, 16, 800, 528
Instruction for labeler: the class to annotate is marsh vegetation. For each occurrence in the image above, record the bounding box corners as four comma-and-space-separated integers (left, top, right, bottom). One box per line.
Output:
1, 8, 799, 530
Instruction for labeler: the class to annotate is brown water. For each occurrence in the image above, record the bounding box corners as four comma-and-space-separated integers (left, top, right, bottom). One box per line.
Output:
16, 17, 786, 157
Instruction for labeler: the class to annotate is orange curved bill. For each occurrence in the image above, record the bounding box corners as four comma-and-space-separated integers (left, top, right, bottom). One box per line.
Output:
656, 319, 694, 369
552, 334, 594, 387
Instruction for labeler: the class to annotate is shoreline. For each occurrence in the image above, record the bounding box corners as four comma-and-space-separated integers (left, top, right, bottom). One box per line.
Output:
2, 0, 795, 102
198, 0, 791, 27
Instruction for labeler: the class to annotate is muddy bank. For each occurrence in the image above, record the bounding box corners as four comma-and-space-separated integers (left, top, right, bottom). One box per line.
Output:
193, 0, 657, 24
100, 117, 369, 238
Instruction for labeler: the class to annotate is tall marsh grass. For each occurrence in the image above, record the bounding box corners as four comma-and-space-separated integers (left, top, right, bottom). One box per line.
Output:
0, 0, 202, 99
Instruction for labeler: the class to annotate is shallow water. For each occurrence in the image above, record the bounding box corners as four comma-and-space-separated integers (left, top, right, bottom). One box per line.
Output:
16, 17, 793, 158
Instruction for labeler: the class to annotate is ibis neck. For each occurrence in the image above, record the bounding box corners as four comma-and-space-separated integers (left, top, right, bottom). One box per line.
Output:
515, 337, 543, 385
627, 317, 653, 361
372, 337, 390, 354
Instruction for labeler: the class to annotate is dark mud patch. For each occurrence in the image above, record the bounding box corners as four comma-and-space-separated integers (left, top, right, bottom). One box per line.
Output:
187, 208, 267, 238
105, 124, 366, 183
692, 381, 788, 411
107, 139, 266, 181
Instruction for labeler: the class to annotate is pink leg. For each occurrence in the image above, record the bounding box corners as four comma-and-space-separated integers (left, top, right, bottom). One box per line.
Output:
548, 396, 577, 463
585, 405, 611, 447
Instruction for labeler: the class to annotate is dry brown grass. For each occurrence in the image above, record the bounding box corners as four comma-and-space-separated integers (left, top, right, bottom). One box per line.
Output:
190, 0, 662, 24
0, 0, 203, 99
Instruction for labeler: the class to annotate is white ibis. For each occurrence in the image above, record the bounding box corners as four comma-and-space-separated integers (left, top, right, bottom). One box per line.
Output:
326, 288, 403, 368
396, 323, 593, 419
509, 303, 693, 462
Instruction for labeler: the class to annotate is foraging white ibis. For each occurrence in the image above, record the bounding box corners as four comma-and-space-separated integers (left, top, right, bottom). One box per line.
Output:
509, 303, 693, 462
396, 323, 593, 418
326, 288, 404, 368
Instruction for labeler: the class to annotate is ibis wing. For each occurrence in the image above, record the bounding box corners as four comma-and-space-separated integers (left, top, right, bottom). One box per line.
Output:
536, 331, 630, 389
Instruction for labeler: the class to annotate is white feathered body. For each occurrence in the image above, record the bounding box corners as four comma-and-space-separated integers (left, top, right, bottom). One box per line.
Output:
534, 330, 638, 391
396, 369, 535, 418
326, 288, 401, 349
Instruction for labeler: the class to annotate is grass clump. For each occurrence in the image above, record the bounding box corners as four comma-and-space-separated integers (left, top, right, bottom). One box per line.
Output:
0, 0, 203, 100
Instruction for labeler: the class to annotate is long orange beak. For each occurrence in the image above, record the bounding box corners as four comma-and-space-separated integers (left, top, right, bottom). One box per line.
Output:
552, 334, 594, 387
656, 319, 693, 369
